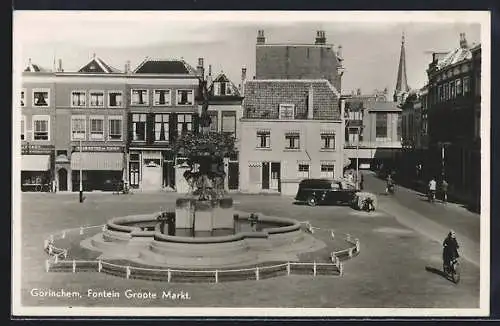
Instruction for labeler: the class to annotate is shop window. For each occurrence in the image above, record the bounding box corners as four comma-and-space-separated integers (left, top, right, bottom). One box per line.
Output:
71, 116, 86, 140
108, 91, 123, 107
256, 131, 270, 148
154, 89, 171, 106
176, 90, 194, 105
297, 164, 309, 179
33, 115, 50, 141
89, 91, 104, 107
154, 114, 169, 141
71, 91, 86, 107
33, 89, 49, 106
221, 111, 236, 136
321, 132, 335, 150
132, 114, 146, 141
177, 114, 192, 136
131, 89, 149, 105
285, 133, 300, 149
90, 116, 104, 140
108, 116, 122, 141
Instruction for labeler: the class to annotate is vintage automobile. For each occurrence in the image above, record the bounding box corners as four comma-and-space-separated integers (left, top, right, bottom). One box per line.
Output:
295, 179, 359, 206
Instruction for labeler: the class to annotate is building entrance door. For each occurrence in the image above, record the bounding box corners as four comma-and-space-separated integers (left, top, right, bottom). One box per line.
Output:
142, 159, 162, 191
270, 162, 281, 192
262, 162, 270, 190
58, 168, 67, 191
228, 162, 239, 190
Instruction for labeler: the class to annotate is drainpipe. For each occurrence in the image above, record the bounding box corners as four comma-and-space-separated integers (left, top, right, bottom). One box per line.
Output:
79, 139, 83, 203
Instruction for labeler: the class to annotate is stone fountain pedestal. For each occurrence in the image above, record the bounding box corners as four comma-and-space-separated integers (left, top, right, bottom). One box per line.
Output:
175, 197, 234, 233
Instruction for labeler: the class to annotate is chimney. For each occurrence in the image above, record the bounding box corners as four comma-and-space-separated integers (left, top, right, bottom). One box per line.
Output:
459, 32, 468, 49
197, 57, 205, 79
315, 30, 326, 45
241, 66, 247, 95
206, 64, 213, 85
257, 30, 265, 44
124, 60, 131, 73
307, 85, 314, 119
57, 59, 63, 72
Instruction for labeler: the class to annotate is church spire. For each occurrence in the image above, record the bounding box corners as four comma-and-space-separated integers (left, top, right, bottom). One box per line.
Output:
394, 32, 410, 103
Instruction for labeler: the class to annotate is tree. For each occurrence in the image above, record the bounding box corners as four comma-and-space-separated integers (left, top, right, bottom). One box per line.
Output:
173, 80, 235, 200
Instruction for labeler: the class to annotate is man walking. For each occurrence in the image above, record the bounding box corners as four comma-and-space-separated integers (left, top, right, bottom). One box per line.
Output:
428, 177, 437, 202
441, 178, 449, 203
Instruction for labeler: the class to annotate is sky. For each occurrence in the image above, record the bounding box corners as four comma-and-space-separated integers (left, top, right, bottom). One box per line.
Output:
13, 11, 484, 97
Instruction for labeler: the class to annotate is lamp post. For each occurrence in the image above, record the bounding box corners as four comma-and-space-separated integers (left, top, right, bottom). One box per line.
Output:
79, 139, 83, 203
438, 141, 451, 180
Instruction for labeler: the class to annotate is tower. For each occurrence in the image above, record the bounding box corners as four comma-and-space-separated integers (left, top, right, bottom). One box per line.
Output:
393, 32, 410, 103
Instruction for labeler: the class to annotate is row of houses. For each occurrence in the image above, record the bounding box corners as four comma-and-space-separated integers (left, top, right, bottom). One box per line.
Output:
19, 29, 406, 196
400, 33, 481, 209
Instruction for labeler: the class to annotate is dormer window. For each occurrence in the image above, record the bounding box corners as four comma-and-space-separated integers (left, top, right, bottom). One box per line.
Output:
279, 104, 295, 120
214, 82, 233, 96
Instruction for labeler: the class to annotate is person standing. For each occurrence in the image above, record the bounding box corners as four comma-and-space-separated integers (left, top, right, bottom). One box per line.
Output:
441, 179, 449, 203
428, 177, 437, 202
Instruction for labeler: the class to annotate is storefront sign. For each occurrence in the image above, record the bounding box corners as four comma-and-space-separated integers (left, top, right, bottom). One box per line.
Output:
21, 144, 54, 155
72, 145, 124, 152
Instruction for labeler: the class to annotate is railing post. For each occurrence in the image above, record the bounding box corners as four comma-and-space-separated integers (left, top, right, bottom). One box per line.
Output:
72, 260, 76, 273
167, 269, 171, 283
287, 262, 290, 276
255, 267, 260, 281
313, 261, 317, 277
79, 227, 84, 235
215, 270, 218, 283
126, 266, 131, 279
45, 259, 50, 272
98, 260, 102, 273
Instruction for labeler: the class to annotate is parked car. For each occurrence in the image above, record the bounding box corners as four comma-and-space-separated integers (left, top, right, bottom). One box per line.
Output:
295, 179, 359, 206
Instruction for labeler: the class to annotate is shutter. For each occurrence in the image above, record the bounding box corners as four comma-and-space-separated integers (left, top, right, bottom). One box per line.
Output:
146, 113, 154, 145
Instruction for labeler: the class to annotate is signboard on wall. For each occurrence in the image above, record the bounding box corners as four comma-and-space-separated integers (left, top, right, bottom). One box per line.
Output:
72, 145, 124, 152
21, 144, 54, 155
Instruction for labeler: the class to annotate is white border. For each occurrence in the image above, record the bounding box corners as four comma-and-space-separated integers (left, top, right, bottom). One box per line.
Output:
12, 10, 490, 318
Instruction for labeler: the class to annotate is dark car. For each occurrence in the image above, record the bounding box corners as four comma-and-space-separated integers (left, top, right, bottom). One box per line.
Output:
295, 179, 359, 206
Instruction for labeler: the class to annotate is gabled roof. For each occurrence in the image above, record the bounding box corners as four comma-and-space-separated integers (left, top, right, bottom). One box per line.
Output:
208, 73, 241, 97
243, 79, 341, 120
133, 58, 197, 74
78, 56, 121, 73
24, 60, 46, 72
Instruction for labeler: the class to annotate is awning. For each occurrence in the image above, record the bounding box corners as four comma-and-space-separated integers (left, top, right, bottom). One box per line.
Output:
71, 152, 124, 171
22, 155, 51, 171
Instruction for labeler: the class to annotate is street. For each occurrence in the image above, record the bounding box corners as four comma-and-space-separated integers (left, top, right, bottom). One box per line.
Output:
17, 176, 481, 309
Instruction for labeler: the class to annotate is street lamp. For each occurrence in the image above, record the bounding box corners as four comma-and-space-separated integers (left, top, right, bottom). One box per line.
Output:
438, 141, 451, 179
79, 139, 83, 203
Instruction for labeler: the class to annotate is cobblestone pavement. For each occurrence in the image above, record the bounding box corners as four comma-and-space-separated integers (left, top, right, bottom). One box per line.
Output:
16, 190, 480, 310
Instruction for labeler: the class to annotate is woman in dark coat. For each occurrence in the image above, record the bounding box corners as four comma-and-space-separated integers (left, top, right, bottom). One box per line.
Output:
443, 230, 460, 267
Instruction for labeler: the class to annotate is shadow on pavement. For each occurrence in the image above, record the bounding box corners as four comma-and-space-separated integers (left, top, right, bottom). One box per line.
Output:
425, 265, 456, 284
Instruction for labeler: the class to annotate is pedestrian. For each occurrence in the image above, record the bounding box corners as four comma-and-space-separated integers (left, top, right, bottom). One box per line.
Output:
51, 178, 57, 193
441, 179, 449, 203
359, 174, 364, 191
428, 177, 437, 202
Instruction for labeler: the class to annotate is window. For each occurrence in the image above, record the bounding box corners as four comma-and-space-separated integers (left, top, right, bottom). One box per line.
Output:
154, 89, 171, 106
176, 90, 194, 105
208, 112, 218, 132
71, 116, 86, 140
397, 115, 402, 140
21, 116, 25, 140
33, 89, 49, 106
450, 80, 455, 99
89, 91, 104, 107
21, 90, 25, 107
154, 114, 169, 141
257, 131, 270, 148
463, 76, 470, 94
71, 91, 86, 107
297, 164, 309, 179
279, 104, 295, 120
33, 115, 50, 141
320, 164, 335, 178
221, 111, 236, 136
132, 114, 146, 141
376, 113, 387, 138
89, 116, 104, 140
456, 79, 462, 96
285, 133, 300, 149
131, 89, 149, 105
108, 91, 123, 107
214, 82, 233, 96
321, 132, 335, 150
177, 114, 192, 136
108, 116, 123, 141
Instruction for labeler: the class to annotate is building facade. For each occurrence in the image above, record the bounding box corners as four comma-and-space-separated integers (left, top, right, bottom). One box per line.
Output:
425, 33, 481, 207
240, 80, 343, 195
